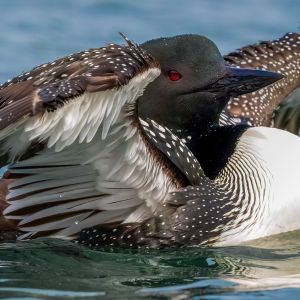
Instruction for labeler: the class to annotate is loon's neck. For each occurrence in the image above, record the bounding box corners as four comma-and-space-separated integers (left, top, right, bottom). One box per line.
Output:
186, 125, 249, 180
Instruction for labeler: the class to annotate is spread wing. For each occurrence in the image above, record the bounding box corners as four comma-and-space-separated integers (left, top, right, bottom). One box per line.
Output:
0, 35, 163, 241
220, 32, 300, 128
2, 118, 200, 241
0, 34, 160, 161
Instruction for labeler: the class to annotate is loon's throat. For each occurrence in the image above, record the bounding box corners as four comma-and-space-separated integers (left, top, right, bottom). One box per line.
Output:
187, 125, 249, 180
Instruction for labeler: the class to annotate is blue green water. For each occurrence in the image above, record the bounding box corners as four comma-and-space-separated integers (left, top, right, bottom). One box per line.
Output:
2, 232, 300, 299
0, 0, 300, 299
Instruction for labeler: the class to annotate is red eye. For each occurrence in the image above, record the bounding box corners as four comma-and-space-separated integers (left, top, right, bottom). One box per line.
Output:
168, 70, 182, 81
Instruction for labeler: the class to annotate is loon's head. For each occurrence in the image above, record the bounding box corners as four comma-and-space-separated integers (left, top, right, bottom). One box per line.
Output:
138, 34, 282, 133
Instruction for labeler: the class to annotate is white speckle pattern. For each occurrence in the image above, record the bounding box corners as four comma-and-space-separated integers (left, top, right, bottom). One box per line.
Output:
0, 33, 160, 145
221, 32, 300, 127
0, 34, 160, 159
141, 118, 204, 185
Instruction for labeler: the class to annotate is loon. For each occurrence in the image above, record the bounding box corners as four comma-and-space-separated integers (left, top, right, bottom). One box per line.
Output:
0, 33, 292, 248
0, 34, 276, 242
82, 118, 300, 247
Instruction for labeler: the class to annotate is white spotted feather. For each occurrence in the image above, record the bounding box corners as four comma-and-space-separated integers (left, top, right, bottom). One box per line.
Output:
0, 68, 160, 158
3, 69, 183, 239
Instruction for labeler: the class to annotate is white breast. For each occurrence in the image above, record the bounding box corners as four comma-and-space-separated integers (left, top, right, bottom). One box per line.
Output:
217, 127, 300, 245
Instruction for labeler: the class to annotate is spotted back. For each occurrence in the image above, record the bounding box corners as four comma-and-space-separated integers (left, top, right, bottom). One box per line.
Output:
221, 32, 300, 127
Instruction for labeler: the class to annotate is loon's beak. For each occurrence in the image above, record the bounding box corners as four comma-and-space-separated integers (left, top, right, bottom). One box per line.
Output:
206, 67, 283, 97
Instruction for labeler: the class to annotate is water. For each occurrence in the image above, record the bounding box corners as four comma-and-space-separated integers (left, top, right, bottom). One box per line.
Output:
0, 0, 300, 299
2, 232, 300, 299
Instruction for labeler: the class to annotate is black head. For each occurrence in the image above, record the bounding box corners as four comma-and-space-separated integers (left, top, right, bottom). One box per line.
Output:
138, 34, 283, 135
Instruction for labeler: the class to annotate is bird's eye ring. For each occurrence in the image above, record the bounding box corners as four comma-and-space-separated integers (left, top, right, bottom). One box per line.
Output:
168, 70, 182, 81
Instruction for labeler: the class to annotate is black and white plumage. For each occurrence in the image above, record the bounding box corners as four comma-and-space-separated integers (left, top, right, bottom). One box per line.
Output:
0, 34, 160, 159
1, 35, 180, 239
78, 121, 300, 248
185, 125, 300, 245
220, 32, 300, 130
138, 31, 300, 248
0, 33, 285, 246
140, 118, 204, 185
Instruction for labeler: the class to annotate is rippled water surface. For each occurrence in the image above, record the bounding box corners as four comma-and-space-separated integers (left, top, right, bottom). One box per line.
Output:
2, 232, 300, 299
0, 0, 300, 299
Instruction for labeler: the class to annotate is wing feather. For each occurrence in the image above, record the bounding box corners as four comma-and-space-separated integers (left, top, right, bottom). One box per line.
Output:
0, 35, 160, 162
222, 32, 300, 127
2, 134, 151, 240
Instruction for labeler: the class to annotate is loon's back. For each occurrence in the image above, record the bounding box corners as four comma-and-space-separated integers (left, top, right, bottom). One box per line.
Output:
221, 32, 300, 132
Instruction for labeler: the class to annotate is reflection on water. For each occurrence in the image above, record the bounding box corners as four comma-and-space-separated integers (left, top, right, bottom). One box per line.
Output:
1, 231, 300, 299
